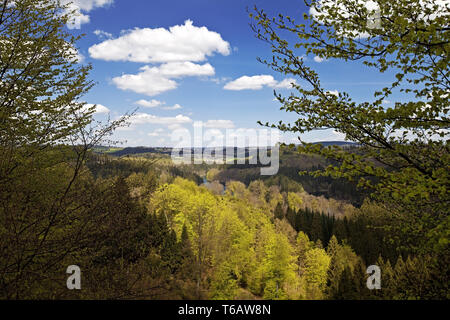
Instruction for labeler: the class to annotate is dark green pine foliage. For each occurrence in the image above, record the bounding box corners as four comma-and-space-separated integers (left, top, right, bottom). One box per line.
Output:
161, 230, 182, 274
334, 266, 359, 300
178, 224, 196, 279
274, 202, 285, 220
90, 177, 150, 265
374, 256, 395, 299
325, 236, 342, 298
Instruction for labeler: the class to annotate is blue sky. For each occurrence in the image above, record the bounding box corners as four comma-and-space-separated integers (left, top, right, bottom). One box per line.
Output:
66, 0, 398, 147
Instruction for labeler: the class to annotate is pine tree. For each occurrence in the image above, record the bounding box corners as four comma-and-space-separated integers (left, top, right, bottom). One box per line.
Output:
274, 202, 284, 220
376, 256, 395, 299
325, 236, 342, 298
335, 266, 358, 300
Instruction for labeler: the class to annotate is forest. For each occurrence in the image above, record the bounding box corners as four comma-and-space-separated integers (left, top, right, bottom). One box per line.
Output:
0, 0, 448, 300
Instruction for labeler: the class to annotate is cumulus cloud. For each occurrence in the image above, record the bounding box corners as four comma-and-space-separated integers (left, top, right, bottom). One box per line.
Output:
210, 77, 232, 84
127, 113, 192, 126
162, 104, 183, 110
224, 75, 296, 91
135, 99, 182, 110
204, 120, 235, 129
93, 29, 113, 40
63, 0, 113, 29
83, 103, 110, 114
168, 123, 184, 130
67, 0, 113, 11
113, 68, 176, 96
112, 62, 215, 96
147, 128, 165, 137
65, 45, 85, 63
331, 129, 346, 141
157, 61, 214, 78
273, 78, 297, 89
326, 90, 339, 97
89, 20, 230, 63
314, 56, 325, 63
224, 75, 276, 90
135, 99, 164, 108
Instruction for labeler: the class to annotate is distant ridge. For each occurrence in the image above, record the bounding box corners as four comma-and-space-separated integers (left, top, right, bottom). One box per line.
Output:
94, 141, 358, 156
108, 146, 172, 156
311, 141, 358, 147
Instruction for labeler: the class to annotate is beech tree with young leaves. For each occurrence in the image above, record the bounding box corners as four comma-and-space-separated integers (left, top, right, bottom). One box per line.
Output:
250, 0, 449, 254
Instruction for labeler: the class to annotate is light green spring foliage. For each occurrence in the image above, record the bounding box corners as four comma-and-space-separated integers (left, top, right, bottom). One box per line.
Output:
250, 0, 449, 253
287, 192, 303, 212
150, 178, 354, 299
151, 178, 339, 299
304, 248, 330, 296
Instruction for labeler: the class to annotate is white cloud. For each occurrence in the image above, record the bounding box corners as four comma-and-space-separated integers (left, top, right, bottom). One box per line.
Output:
135, 99, 182, 110
75, 51, 85, 63
162, 104, 183, 110
89, 20, 230, 63
112, 62, 214, 96
68, 0, 113, 11
127, 113, 192, 126
112, 67, 177, 96
168, 123, 184, 130
63, 0, 113, 29
224, 75, 276, 90
66, 11, 90, 30
331, 129, 346, 141
210, 77, 231, 84
157, 61, 214, 78
93, 29, 113, 40
135, 99, 164, 108
65, 45, 85, 63
314, 56, 325, 63
326, 90, 339, 97
204, 120, 235, 129
83, 103, 110, 114
148, 128, 165, 137
224, 75, 296, 91
273, 78, 297, 89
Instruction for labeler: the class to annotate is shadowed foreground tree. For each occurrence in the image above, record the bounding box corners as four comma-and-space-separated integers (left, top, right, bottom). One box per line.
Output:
251, 0, 449, 256
0, 0, 129, 298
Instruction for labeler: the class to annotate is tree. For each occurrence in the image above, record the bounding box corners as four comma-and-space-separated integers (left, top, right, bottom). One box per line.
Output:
206, 168, 220, 182
376, 256, 395, 299
178, 224, 196, 284
325, 236, 342, 297
0, 0, 127, 298
335, 266, 359, 300
296, 231, 312, 277
287, 192, 303, 212
303, 247, 331, 299
261, 233, 298, 300
274, 202, 285, 220
251, 0, 449, 254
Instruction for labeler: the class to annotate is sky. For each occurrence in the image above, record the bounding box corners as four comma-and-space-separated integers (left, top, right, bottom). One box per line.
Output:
65, 0, 402, 147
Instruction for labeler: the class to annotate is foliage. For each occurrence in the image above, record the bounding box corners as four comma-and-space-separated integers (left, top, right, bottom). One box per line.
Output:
250, 0, 449, 255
